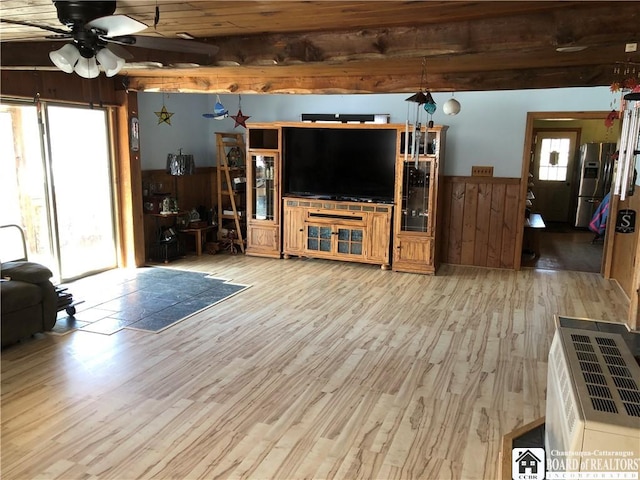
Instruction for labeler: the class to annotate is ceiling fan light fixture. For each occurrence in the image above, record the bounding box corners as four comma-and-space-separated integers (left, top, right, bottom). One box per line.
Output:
49, 43, 80, 73
96, 47, 125, 76
96, 47, 119, 70
74, 56, 100, 79
105, 56, 125, 77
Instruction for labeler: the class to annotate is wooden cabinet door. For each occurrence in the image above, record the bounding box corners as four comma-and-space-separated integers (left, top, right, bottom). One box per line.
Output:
283, 203, 305, 255
334, 226, 364, 258
304, 223, 334, 256
365, 210, 392, 266
393, 236, 434, 274
247, 223, 279, 257
303, 223, 365, 260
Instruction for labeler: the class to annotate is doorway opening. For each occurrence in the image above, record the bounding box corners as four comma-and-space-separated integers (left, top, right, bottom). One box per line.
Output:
520, 112, 621, 273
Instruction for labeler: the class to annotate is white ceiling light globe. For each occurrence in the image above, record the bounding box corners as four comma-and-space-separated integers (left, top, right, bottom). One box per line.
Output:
443, 97, 461, 116
97, 48, 126, 77
104, 56, 125, 77
74, 56, 100, 79
49, 44, 80, 73
96, 47, 120, 70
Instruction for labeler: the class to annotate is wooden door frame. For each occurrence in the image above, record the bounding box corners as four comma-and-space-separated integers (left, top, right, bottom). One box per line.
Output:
516, 111, 612, 271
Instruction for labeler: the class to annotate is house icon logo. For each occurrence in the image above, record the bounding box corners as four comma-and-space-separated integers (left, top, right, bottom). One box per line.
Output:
512, 447, 545, 480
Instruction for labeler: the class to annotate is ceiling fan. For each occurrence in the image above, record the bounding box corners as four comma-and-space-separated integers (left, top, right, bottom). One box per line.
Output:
1, 1, 219, 78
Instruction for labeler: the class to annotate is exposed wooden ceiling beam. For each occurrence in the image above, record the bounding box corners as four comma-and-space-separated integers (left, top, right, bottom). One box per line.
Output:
1, 2, 638, 94
124, 64, 616, 95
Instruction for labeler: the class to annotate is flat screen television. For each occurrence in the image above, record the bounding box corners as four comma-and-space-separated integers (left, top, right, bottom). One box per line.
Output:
283, 127, 397, 203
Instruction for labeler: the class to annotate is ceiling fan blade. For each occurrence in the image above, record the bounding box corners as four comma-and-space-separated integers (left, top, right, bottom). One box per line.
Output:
0, 18, 71, 36
105, 43, 133, 60
122, 36, 219, 56
45, 34, 75, 41
87, 14, 147, 37
101, 34, 136, 46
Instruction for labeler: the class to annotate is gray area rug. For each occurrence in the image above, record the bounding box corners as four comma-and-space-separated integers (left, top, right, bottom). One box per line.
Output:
52, 267, 250, 335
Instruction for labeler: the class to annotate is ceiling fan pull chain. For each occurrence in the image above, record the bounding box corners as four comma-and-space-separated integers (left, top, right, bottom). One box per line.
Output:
154, 1, 160, 29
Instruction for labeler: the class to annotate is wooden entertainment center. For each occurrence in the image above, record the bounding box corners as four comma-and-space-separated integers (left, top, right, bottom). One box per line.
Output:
283, 198, 393, 268
245, 122, 447, 274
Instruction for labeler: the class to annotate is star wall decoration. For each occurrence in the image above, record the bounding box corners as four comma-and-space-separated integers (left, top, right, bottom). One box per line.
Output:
155, 105, 174, 125
231, 109, 250, 128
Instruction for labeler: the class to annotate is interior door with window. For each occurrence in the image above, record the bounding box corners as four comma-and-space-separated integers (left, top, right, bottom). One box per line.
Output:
531, 130, 579, 223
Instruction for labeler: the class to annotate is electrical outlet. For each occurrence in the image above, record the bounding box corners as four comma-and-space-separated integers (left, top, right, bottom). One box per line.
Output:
626, 43, 638, 53
471, 166, 494, 177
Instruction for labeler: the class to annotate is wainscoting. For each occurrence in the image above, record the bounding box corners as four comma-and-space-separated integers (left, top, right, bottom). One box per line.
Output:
141, 167, 218, 260
441, 176, 522, 269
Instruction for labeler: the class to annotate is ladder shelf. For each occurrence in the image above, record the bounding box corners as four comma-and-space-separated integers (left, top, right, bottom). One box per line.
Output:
215, 132, 246, 253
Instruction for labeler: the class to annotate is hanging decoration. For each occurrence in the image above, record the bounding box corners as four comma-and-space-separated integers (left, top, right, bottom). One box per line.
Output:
154, 0, 160, 29
443, 93, 461, 116
613, 97, 640, 201
203, 94, 229, 119
624, 85, 640, 102
155, 92, 174, 125
231, 94, 251, 128
611, 61, 639, 96
405, 57, 436, 166
604, 109, 619, 129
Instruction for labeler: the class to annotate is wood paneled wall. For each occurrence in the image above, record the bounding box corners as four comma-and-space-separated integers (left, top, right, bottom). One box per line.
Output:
609, 193, 640, 296
141, 167, 217, 213
141, 168, 217, 259
1, 70, 120, 105
441, 176, 521, 269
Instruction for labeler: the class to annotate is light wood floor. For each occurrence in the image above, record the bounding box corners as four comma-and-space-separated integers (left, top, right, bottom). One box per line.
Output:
1, 255, 629, 480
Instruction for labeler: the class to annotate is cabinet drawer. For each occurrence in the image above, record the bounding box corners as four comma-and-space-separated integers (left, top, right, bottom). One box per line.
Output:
306, 209, 367, 226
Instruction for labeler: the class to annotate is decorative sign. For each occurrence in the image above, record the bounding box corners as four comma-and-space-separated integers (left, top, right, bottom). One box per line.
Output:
130, 117, 139, 151
615, 209, 636, 233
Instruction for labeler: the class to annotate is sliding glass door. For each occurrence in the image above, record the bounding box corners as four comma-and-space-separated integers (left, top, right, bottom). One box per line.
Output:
0, 101, 117, 283
46, 105, 117, 279
0, 104, 53, 269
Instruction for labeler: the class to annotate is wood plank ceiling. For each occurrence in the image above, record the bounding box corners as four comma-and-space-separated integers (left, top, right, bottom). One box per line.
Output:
1, 1, 639, 94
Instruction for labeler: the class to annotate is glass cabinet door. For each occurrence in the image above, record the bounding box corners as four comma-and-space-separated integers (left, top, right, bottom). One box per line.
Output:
306, 225, 332, 252
400, 159, 431, 233
337, 227, 363, 255
251, 154, 276, 220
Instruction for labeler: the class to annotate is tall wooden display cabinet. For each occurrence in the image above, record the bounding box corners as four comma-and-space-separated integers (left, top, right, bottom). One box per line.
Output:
245, 124, 282, 257
392, 125, 448, 274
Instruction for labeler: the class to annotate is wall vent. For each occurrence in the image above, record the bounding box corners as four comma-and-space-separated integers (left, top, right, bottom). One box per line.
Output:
546, 327, 640, 475
569, 331, 640, 417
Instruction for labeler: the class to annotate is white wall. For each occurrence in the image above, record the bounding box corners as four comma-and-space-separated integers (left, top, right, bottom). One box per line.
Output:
138, 87, 618, 177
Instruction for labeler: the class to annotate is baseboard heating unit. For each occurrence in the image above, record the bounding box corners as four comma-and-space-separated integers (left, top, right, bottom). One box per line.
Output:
545, 326, 640, 477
